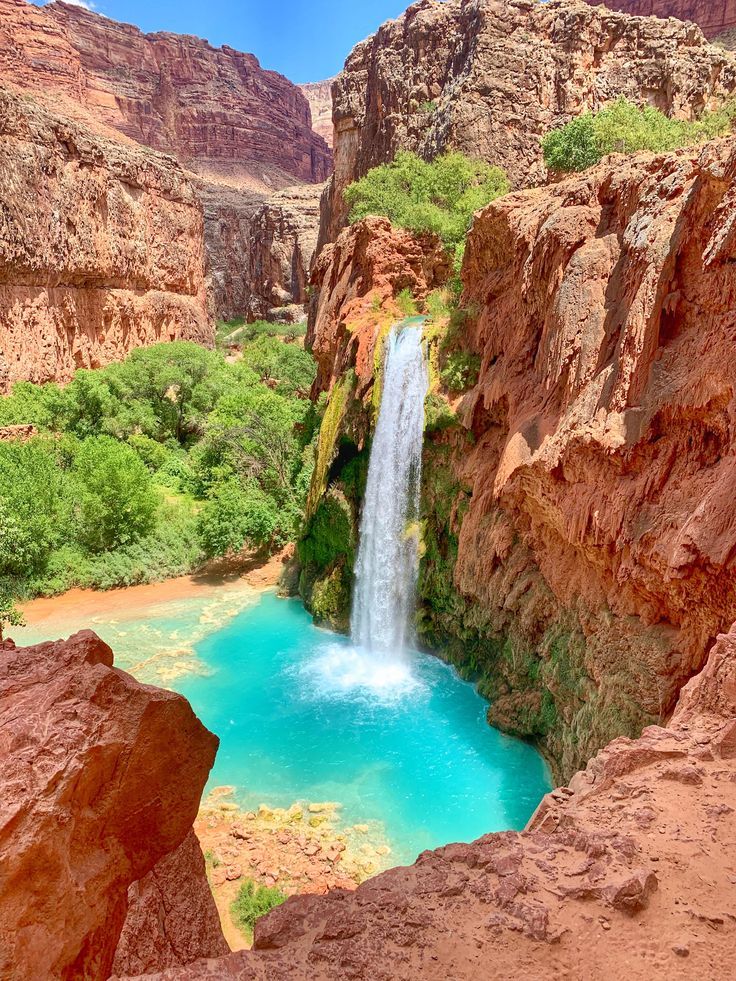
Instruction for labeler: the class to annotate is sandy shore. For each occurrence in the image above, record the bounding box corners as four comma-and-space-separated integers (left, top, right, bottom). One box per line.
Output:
17, 549, 291, 638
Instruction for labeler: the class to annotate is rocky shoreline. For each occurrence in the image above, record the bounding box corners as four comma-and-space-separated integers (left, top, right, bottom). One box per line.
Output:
196, 789, 392, 949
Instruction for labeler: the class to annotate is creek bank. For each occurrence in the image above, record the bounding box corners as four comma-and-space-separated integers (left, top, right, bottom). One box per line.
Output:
195, 789, 391, 950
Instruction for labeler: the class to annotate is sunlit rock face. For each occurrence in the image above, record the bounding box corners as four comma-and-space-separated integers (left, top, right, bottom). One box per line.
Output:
319, 0, 736, 247
0, 0, 331, 187
582, 0, 736, 40
0, 630, 224, 980
0, 0, 333, 323
454, 136, 736, 777
0, 88, 211, 392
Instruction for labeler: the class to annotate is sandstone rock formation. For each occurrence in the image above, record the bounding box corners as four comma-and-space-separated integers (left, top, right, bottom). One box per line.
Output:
451, 135, 736, 777
583, 0, 736, 39
0, 0, 332, 324
320, 0, 736, 245
0, 87, 210, 391
0, 630, 224, 980
308, 216, 451, 395
118, 623, 736, 979
112, 831, 229, 978
248, 184, 325, 321
0, 0, 330, 188
303, 135, 736, 782
300, 80, 335, 148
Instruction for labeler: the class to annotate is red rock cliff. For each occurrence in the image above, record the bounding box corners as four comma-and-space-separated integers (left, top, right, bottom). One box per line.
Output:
0, 0, 333, 323
583, 0, 736, 39
0, 630, 227, 980
0, 0, 331, 187
320, 0, 736, 246
0, 88, 211, 391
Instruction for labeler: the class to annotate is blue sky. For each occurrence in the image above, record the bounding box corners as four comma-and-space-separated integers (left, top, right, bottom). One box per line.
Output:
34, 0, 412, 83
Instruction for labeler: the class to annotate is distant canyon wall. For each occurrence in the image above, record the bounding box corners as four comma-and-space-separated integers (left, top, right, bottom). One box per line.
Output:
0, 0, 332, 328
319, 0, 736, 246
0, 0, 330, 187
300, 80, 335, 148
0, 88, 210, 391
582, 0, 736, 40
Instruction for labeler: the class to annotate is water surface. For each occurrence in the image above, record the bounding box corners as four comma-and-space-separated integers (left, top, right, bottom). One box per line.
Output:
176, 591, 551, 864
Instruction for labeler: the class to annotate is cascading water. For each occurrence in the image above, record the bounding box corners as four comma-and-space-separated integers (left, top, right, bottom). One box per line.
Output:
351, 320, 428, 656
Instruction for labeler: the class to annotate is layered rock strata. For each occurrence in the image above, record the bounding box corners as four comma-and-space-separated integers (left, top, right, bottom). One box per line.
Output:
119, 623, 736, 980
320, 0, 736, 245
0, 630, 224, 980
0, 0, 330, 187
583, 0, 736, 39
300, 80, 335, 148
303, 136, 736, 781
0, 0, 332, 323
0, 88, 210, 391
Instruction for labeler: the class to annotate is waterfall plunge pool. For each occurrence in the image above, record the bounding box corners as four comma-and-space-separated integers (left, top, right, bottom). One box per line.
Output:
173, 590, 552, 866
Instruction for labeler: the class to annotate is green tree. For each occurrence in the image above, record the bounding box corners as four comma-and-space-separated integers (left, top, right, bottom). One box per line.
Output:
0, 589, 24, 641
197, 480, 279, 557
344, 150, 509, 269
0, 439, 74, 580
72, 437, 157, 553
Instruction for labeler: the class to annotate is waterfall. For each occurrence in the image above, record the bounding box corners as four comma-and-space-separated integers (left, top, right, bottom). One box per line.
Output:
351, 321, 428, 656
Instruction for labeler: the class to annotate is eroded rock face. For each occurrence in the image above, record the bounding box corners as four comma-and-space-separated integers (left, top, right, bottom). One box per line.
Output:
300, 80, 334, 148
0, 87, 211, 390
320, 0, 736, 245
248, 184, 325, 320
112, 831, 229, 978
0, 0, 330, 187
0, 0, 332, 324
118, 625, 736, 980
308, 216, 451, 395
0, 630, 222, 980
449, 136, 736, 777
583, 0, 736, 39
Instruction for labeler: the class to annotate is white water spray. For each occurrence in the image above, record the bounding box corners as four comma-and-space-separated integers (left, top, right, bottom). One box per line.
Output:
351, 322, 428, 656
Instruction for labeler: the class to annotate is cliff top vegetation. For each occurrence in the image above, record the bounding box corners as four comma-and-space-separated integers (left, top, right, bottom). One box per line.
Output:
543, 96, 736, 172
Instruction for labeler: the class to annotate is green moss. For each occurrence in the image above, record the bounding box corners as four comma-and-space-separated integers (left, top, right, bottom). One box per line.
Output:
306, 372, 354, 518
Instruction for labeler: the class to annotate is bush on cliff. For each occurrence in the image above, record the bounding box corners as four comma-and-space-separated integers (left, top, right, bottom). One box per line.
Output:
344, 150, 509, 269
0, 337, 317, 600
230, 878, 286, 939
543, 96, 736, 173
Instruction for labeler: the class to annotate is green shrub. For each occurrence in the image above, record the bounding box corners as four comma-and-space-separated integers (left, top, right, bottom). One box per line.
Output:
543, 96, 736, 173
396, 288, 418, 317
344, 150, 509, 268
72, 437, 157, 553
440, 351, 481, 392
230, 879, 286, 938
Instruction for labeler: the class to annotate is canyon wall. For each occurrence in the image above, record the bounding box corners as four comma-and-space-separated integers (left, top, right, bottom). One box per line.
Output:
0, 0, 332, 324
300, 80, 335, 148
320, 0, 736, 246
0, 630, 225, 980
0, 88, 210, 391
303, 135, 736, 782
0, 0, 330, 187
583, 0, 736, 40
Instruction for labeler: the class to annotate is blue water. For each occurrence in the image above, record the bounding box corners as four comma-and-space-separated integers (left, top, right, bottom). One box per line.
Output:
173, 591, 551, 865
